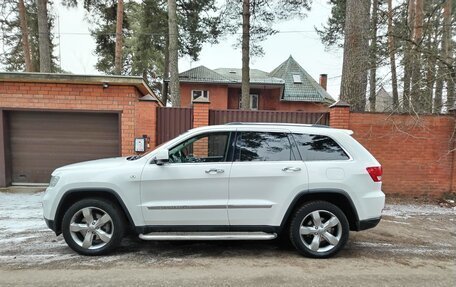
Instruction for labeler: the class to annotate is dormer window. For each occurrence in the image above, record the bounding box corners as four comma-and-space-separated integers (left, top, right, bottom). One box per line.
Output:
192, 90, 209, 101
292, 74, 302, 84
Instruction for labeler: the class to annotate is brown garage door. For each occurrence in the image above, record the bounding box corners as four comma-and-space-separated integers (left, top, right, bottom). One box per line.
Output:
9, 111, 120, 184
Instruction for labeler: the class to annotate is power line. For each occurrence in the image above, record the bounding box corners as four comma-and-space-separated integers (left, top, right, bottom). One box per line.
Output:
7, 29, 319, 37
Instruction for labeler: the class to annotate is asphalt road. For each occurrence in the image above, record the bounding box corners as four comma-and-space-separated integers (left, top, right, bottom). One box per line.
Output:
0, 190, 455, 286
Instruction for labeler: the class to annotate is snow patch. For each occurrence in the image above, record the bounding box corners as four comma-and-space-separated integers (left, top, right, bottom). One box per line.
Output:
382, 204, 456, 219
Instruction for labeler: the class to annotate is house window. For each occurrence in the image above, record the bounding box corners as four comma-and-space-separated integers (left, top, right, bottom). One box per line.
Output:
192, 90, 209, 101
292, 74, 302, 83
250, 94, 258, 110
239, 94, 259, 110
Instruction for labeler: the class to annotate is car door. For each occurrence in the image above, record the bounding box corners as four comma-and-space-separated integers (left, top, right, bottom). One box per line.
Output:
140, 131, 233, 226
228, 129, 308, 227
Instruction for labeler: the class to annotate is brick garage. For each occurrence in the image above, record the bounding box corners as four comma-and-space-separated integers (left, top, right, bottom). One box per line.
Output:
0, 73, 161, 186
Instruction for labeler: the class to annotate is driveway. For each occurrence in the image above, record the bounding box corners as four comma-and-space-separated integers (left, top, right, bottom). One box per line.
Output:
0, 190, 455, 286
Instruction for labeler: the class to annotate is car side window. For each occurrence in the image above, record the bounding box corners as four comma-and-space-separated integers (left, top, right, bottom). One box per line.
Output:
168, 132, 230, 163
293, 133, 349, 161
234, 132, 295, 162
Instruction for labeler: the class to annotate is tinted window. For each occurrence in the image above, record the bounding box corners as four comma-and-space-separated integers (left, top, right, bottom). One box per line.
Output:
293, 133, 349, 161
235, 132, 294, 162
169, 132, 230, 163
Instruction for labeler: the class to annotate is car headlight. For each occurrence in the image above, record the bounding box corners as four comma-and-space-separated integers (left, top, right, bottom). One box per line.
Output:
49, 175, 60, 187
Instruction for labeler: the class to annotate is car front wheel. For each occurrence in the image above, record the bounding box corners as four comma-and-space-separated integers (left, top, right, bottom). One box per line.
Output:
62, 198, 125, 255
289, 201, 349, 258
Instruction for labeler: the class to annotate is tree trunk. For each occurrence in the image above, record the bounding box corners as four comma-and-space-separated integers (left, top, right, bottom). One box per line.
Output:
410, 0, 423, 112
168, 0, 180, 107
340, 0, 371, 111
161, 36, 170, 105
240, 0, 251, 110
442, 0, 454, 110
37, 0, 51, 73
402, 0, 415, 112
434, 2, 444, 114
18, 0, 32, 72
425, 13, 439, 113
368, 0, 378, 112
114, 0, 124, 75
387, 0, 399, 111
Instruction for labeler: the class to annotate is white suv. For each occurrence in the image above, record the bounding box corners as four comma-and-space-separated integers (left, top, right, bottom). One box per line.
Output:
43, 123, 385, 258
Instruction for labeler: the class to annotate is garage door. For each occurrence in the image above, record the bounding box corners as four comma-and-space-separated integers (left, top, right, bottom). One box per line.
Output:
9, 111, 120, 184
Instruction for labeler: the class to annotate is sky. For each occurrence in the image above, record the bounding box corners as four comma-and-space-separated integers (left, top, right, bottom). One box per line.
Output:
53, 0, 343, 98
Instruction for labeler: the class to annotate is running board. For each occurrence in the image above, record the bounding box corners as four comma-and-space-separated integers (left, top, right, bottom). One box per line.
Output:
139, 232, 277, 241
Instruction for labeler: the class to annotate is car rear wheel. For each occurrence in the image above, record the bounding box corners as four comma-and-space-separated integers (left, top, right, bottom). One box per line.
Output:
62, 198, 125, 255
289, 201, 349, 258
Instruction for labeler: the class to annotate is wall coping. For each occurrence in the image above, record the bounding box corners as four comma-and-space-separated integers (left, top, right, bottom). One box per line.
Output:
329, 100, 351, 108
0, 72, 163, 106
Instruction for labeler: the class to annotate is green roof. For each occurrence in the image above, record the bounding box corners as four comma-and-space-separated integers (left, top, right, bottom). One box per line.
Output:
213, 68, 284, 85
179, 66, 230, 83
270, 56, 334, 103
178, 56, 335, 103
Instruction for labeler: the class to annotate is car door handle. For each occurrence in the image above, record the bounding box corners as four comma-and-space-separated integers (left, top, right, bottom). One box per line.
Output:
205, 169, 225, 174
282, 167, 301, 172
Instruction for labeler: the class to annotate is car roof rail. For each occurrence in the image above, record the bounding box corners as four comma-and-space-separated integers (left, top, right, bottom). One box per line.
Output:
224, 122, 330, 128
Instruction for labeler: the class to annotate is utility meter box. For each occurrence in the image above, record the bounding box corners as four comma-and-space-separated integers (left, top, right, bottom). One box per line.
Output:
134, 137, 146, 153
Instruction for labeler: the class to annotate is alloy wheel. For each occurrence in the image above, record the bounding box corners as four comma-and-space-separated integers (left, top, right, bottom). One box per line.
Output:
69, 206, 114, 250
299, 210, 342, 253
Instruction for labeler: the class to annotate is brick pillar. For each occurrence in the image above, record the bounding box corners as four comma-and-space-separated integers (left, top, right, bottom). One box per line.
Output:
449, 107, 456, 193
136, 95, 159, 153
192, 98, 210, 128
329, 100, 351, 129
0, 109, 11, 187
192, 99, 210, 157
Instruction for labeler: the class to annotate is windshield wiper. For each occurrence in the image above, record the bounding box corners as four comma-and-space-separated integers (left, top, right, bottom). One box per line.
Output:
126, 155, 142, 161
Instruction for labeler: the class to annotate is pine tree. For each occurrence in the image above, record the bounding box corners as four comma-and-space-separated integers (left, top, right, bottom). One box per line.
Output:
37, 0, 51, 72
0, 0, 61, 72
18, 0, 33, 72
339, 0, 371, 111
222, 0, 311, 110
114, 0, 124, 75
168, 0, 180, 106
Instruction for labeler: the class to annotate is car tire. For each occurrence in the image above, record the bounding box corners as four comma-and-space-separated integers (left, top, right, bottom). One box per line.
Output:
62, 198, 125, 256
289, 201, 349, 258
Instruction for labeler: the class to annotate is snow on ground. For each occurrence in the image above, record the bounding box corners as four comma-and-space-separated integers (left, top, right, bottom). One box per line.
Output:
0, 192, 47, 235
382, 203, 456, 219
0, 191, 454, 268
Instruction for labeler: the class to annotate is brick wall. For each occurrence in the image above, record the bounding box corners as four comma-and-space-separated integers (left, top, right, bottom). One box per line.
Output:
180, 83, 228, 110
330, 103, 456, 197
0, 81, 158, 156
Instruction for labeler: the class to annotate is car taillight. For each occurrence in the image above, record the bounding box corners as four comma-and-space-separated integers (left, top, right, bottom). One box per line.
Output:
366, 166, 382, 182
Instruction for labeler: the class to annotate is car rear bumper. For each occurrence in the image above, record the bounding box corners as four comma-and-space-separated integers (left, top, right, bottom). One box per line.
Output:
357, 216, 381, 231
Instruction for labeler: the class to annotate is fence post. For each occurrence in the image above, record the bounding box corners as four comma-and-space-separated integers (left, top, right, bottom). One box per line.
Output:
192, 98, 210, 128
449, 107, 456, 194
137, 95, 158, 151
329, 100, 351, 129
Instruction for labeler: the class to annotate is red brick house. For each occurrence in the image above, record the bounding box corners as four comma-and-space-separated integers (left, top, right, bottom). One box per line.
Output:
178, 56, 334, 112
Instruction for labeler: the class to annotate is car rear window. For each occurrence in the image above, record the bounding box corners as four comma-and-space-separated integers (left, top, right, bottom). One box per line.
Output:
292, 133, 349, 161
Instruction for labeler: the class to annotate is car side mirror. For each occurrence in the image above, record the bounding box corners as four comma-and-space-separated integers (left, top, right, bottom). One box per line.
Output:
153, 148, 169, 166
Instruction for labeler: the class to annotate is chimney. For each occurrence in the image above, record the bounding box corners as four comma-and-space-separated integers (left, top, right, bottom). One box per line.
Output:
319, 74, 328, 91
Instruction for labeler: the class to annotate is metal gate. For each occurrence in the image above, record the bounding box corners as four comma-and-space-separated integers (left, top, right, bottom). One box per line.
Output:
156, 107, 193, 145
